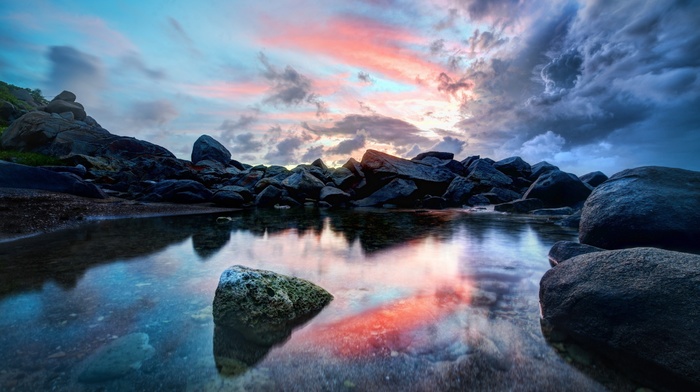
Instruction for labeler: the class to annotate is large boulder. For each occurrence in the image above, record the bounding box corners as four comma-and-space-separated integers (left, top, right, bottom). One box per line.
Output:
522, 170, 592, 207
319, 186, 351, 206
579, 166, 700, 252
353, 178, 418, 207
191, 135, 231, 165
360, 149, 455, 194
579, 171, 608, 187
493, 156, 531, 178
142, 179, 212, 203
412, 151, 454, 161
494, 198, 544, 213
45, 98, 86, 121
466, 160, 513, 189
442, 176, 476, 206
282, 170, 326, 200
540, 247, 700, 390
529, 161, 559, 181
212, 265, 333, 345
0, 160, 107, 198
547, 240, 604, 266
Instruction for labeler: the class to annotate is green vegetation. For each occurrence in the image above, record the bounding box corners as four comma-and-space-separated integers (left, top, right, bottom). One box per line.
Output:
0, 125, 6, 137
0, 150, 65, 167
0, 81, 48, 111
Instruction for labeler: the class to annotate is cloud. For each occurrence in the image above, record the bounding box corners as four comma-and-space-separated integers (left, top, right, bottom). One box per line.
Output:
130, 99, 179, 126
167, 17, 201, 56
301, 145, 325, 163
357, 71, 374, 84
263, 127, 312, 165
219, 115, 258, 133
430, 136, 467, 156
120, 52, 166, 80
229, 132, 264, 154
304, 114, 433, 147
46, 46, 106, 102
259, 52, 327, 116
437, 72, 474, 97
328, 130, 368, 155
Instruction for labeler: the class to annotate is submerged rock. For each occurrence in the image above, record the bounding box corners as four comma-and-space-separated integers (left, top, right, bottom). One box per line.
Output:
213, 265, 333, 345
77, 333, 155, 383
540, 247, 700, 390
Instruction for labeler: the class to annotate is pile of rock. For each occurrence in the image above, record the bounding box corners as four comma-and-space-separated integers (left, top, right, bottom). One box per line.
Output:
1, 89, 601, 216
540, 166, 700, 390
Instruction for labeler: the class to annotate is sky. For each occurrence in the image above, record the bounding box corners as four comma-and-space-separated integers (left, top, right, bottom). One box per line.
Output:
1, 0, 699, 175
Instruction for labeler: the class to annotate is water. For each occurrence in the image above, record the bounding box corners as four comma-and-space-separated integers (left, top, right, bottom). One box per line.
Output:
0, 208, 634, 391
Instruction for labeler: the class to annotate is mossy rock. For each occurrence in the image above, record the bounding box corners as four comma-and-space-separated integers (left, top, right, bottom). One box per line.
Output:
213, 265, 333, 345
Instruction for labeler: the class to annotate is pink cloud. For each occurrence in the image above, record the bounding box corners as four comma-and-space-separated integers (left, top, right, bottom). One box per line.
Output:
258, 15, 445, 85
184, 81, 268, 99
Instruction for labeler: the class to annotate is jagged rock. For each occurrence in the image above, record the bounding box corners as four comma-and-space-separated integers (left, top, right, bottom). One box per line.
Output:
422, 195, 446, 209
342, 157, 365, 178
360, 149, 455, 194
45, 99, 86, 121
320, 186, 351, 206
217, 185, 253, 202
353, 178, 418, 207
579, 166, 700, 252
579, 171, 608, 187
39, 164, 87, 178
547, 241, 604, 266
467, 194, 490, 206
466, 160, 513, 189
442, 176, 476, 206
142, 179, 212, 203
540, 247, 700, 390
0, 160, 107, 199
330, 167, 357, 189
522, 170, 592, 207
493, 156, 531, 178
192, 135, 231, 166
494, 198, 544, 213
413, 151, 454, 161
467, 157, 494, 172
485, 187, 521, 204
311, 158, 328, 171
557, 211, 582, 228
282, 170, 326, 200
255, 185, 283, 207
530, 161, 559, 181
213, 265, 333, 345
460, 155, 480, 169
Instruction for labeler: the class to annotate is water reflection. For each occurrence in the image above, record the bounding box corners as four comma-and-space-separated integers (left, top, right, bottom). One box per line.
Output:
0, 208, 640, 391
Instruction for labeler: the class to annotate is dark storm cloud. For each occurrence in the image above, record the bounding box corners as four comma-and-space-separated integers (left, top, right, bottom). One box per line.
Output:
328, 131, 368, 155
259, 53, 327, 116
47, 46, 106, 101
301, 145, 325, 163
453, 0, 700, 172
467, 29, 509, 55
437, 72, 474, 97
263, 127, 312, 165
130, 99, 179, 126
304, 114, 432, 147
430, 136, 467, 155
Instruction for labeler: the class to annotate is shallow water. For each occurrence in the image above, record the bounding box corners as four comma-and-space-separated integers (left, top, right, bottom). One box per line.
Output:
0, 208, 635, 391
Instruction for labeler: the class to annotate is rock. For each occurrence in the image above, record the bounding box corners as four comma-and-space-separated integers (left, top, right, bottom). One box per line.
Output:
218, 185, 254, 202
484, 187, 521, 204
212, 265, 333, 345
442, 176, 476, 206
579, 166, 700, 252
540, 247, 700, 390
0, 101, 18, 124
547, 241, 604, 266
460, 155, 480, 169
192, 135, 231, 165
282, 170, 326, 200
579, 171, 608, 187
422, 195, 446, 209
523, 170, 592, 207
45, 99, 86, 121
255, 185, 283, 207
530, 207, 574, 216
466, 160, 513, 189
413, 151, 454, 161
353, 178, 418, 207
100, 137, 176, 160
78, 333, 155, 383
557, 211, 582, 229
143, 179, 212, 203
0, 160, 107, 198
212, 190, 246, 208
493, 156, 531, 178
330, 167, 357, 189
342, 157, 365, 178
467, 194, 490, 206
494, 198, 544, 213
40, 164, 88, 178
52, 90, 77, 102
311, 158, 328, 171
360, 149, 455, 193
319, 186, 351, 206
530, 161, 559, 181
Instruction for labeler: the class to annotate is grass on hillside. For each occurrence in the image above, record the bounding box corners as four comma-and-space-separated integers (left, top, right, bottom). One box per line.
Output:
0, 81, 48, 111
0, 150, 66, 167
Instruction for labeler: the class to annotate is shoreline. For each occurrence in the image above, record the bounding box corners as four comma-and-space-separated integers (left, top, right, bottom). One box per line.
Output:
0, 187, 237, 243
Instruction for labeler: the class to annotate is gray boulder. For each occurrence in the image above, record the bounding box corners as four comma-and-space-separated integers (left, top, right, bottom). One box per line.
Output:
579, 166, 700, 252
45, 99, 86, 121
212, 190, 246, 208
494, 198, 544, 213
579, 171, 608, 187
530, 161, 559, 181
523, 170, 592, 207
493, 156, 531, 178
330, 167, 357, 189
52, 90, 77, 102
282, 170, 326, 200
412, 151, 454, 161
192, 135, 231, 165
467, 194, 490, 206
319, 186, 351, 206
353, 178, 418, 207
143, 179, 212, 203
442, 176, 476, 206
0, 160, 106, 198
466, 160, 513, 189
360, 149, 455, 192
540, 247, 700, 390
212, 265, 333, 345
530, 207, 574, 216
547, 241, 604, 266
255, 185, 283, 207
